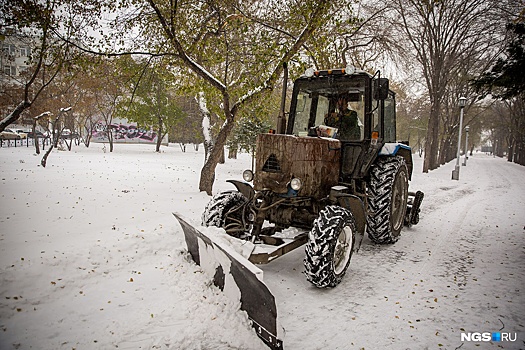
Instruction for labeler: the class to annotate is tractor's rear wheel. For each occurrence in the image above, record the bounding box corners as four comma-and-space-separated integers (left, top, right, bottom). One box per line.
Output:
304, 206, 356, 288
366, 156, 409, 244
202, 191, 248, 237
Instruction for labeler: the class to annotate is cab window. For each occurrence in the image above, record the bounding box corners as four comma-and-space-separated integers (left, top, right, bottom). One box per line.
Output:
384, 92, 396, 143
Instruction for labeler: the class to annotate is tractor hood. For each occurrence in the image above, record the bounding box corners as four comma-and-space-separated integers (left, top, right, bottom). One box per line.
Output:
254, 134, 341, 198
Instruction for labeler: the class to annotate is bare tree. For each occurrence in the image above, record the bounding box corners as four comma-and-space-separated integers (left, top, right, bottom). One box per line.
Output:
41, 107, 71, 167
32, 111, 51, 154
81, 57, 131, 152
168, 96, 205, 149
390, 0, 507, 172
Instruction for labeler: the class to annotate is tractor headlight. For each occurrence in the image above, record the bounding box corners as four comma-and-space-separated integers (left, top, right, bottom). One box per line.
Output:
290, 177, 302, 191
242, 169, 254, 182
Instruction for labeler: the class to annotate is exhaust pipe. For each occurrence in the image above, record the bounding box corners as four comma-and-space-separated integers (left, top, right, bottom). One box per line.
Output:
276, 62, 288, 134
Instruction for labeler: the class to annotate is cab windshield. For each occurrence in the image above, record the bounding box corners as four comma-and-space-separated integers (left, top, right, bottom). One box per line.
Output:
290, 77, 366, 141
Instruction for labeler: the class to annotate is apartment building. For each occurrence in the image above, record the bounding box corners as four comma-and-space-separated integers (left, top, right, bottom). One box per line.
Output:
1, 28, 34, 82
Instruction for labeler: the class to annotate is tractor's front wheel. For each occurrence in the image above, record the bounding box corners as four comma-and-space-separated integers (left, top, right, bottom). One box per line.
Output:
202, 191, 248, 237
366, 156, 409, 244
304, 206, 356, 288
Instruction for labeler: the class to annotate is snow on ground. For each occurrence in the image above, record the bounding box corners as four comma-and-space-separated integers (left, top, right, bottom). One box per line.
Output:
0, 142, 524, 350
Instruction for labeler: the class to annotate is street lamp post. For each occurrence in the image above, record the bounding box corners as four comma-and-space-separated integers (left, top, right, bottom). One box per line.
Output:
462, 125, 470, 166
452, 97, 467, 180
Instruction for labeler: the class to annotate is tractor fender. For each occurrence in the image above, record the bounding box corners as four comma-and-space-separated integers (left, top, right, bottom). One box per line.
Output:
336, 193, 366, 253
379, 143, 413, 180
227, 179, 255, 201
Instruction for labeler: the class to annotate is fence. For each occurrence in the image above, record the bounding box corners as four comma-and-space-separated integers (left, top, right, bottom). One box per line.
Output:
0, 137, 52, 149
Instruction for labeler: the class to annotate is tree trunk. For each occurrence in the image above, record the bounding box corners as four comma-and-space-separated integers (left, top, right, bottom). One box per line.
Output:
156, 116, 163, 152
199, 94, 213, 162
52, 130, 59, 148
442, 135, 456, 164
51, 117, 61, 148
423, 102, 441, 172
203, 139, 213, 162
85, 134, 91, 147
108, 129, 114, 152
41, 145, 54, 167
228, 146, 238, 159
33, 120, 40, 155
515, 143, 525, 165
219, 147, 225, 164
64, 138, 72, 151
199, 113, 236, 195
83, 118, 94, 148
507, 138, 514, 162
438, 137, 447, 165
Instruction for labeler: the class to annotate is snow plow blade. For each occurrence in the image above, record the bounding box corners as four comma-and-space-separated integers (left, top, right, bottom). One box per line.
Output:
173, 213, 283, 350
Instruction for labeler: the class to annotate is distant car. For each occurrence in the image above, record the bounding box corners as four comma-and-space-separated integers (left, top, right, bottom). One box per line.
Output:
60, 130, 79, 140
14, 129, 28, 139
26, 130, 46, 138
0, 128, 24, 140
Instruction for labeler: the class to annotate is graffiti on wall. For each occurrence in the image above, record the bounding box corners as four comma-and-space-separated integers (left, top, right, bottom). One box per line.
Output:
91, 123, 163, 144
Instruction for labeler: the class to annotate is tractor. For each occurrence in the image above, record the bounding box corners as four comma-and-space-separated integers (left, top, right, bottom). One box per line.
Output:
200, 65, 424, 289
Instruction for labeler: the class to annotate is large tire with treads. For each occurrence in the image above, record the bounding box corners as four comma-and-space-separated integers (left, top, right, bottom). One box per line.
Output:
304, 206, 356, 288
366, 156, 409, 244
202, 191, 247, 236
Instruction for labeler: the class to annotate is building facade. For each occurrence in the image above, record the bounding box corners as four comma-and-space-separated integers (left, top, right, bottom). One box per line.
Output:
1, 28, 33, 83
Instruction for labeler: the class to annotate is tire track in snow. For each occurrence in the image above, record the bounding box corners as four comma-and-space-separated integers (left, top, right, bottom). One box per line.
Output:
394, 156, 525, 348
408, 156, 522, 285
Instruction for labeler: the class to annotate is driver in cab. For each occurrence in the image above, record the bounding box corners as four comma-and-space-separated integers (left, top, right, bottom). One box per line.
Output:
324, 96, 360, 140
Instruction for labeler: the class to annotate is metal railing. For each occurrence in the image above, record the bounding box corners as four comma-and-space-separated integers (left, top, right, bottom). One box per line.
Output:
0, 137, 52, 149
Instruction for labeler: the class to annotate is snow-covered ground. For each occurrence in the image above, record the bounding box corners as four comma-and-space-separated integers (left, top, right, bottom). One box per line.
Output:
1, 143, 523, 350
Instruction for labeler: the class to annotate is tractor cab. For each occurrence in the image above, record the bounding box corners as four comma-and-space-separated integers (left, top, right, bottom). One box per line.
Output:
286, 68, 396, 182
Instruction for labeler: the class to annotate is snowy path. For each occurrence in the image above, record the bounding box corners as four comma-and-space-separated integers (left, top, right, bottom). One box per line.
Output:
0, 145, 523, 350
262, 154, 525, 350
0, 146, 266, 350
